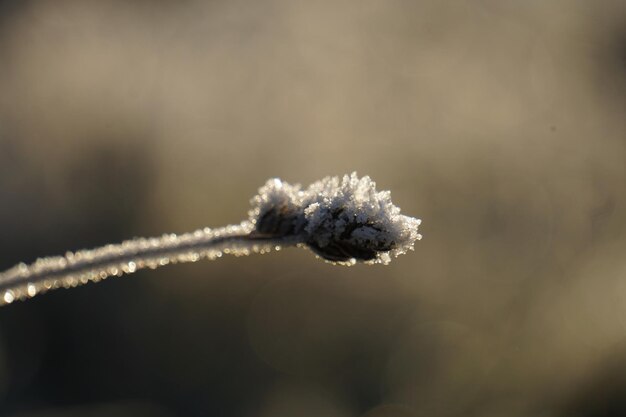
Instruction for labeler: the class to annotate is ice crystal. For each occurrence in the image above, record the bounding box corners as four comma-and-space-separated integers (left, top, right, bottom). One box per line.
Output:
0, 173, 421, 305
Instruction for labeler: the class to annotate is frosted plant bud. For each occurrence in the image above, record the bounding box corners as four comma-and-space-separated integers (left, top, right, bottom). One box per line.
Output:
250, 173, 422, 264
249, 178, 306, 238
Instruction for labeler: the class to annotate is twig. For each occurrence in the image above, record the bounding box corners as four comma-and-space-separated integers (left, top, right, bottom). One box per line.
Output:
0, 173, 421, 305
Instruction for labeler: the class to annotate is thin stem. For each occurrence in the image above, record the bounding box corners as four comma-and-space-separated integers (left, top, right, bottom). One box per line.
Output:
0, 224, 300, 305
0, 172, 422, 306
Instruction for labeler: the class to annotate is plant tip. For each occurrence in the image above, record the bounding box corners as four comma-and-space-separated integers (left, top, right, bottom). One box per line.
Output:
250, 172, 422, 265
0, 172, 422, 305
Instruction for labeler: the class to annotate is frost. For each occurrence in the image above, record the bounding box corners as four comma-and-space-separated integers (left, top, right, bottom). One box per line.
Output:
250, 172, 422, 265
0, 173, 421, 305
249, 178, 305, 239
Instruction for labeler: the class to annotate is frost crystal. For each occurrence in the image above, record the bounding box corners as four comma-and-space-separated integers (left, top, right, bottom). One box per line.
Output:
250, 173, 422, 265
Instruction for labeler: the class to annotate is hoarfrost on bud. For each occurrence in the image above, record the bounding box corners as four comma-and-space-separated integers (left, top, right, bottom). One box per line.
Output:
250, 172, 422, 265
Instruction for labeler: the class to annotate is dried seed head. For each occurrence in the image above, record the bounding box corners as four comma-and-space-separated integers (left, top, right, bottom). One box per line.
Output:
250, 173, 422, 264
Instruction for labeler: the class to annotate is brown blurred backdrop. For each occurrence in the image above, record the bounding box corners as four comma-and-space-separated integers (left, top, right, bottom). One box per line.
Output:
0, 0, 625, 416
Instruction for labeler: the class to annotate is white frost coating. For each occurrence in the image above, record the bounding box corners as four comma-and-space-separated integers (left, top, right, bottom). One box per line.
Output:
250, 173, 422, 265
303, 173, 421, 263
0, 173, 421, 306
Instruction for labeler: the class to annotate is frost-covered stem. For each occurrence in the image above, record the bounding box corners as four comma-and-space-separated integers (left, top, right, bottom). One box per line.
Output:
0, 172, 421, 306
0, 224, 300, 305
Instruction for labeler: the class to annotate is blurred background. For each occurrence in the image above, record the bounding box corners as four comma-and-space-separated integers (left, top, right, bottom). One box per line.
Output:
0, 0, 625, 416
